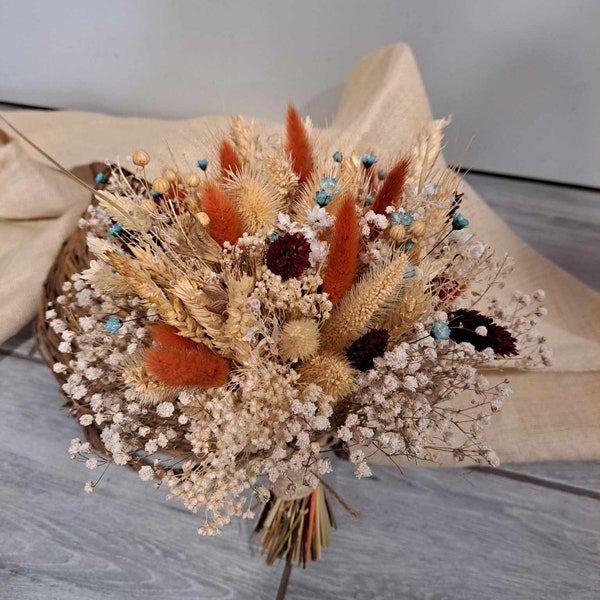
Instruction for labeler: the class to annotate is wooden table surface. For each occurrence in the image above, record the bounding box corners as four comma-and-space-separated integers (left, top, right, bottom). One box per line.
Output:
1, 173, 599, 599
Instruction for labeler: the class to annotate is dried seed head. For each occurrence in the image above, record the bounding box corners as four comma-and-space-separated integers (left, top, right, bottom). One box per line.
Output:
132, 149, 150, 167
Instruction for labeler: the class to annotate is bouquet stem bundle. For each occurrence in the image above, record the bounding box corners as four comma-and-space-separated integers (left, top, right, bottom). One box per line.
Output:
255, 484, 336, 566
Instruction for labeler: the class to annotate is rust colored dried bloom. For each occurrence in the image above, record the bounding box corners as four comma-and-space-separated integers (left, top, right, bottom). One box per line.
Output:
145, 346, 230, 388
346, 329, 390, 371
150, 324, 198, 352
322, 196, 361, 304
285, 105, 313, 185
219, 139, 242, 178
371, 157, 410, 215
265, 232, 311, 280
449, 309, 518, 357
200, 181, 244, 246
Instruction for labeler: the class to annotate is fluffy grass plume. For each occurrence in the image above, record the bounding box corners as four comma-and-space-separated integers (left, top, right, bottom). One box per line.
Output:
200, 181, 244, 246
371, 157, 410, 215
219, 139, 242, 178
298, 352, 356, 401
322, 196, 361, 304
285, 105, 313, 186
280, 318, 321, 361
145, 339, 230, 388
321, 254, 408, 352
150, 324, 198, 352
224, 169, 284, 234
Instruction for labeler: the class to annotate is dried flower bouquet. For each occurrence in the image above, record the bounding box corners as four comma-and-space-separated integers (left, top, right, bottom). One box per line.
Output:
39, 106, 551, 568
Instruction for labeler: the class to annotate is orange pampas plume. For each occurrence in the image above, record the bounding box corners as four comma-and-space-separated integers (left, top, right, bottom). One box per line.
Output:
200, 181, 244, 246
219, 139, 242, 178
371, 157, 410, 215
285, 105, 313, 186
145, 324, 230, 388
149, 324, 198, 352
322, 196, 361, 304
145, 347, 230, 388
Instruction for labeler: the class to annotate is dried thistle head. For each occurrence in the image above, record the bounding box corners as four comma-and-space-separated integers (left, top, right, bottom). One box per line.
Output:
280, 318, 320, 361
298, 352, 356, 401
223, 169, 284, 234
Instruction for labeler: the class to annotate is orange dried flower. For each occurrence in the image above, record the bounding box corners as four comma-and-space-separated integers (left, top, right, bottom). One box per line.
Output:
200, 181, 244, 246
371, 157, 410, 215
285, 105, 313, 186
322, 196, 361, 304
219, 139, 242, 178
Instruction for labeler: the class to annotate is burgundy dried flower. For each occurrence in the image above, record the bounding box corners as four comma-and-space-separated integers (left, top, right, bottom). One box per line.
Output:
448, 309, 518, 357
346, 329, 390, 371
445, 192, 464, 223
265, 232, 311, 280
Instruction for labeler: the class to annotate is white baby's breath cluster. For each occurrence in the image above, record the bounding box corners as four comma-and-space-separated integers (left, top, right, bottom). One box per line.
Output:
49, 113, 550, 534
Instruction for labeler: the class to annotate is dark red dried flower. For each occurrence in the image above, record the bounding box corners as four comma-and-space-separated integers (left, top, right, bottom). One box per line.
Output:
448, 309, 518, 357
265, 232, 311, 280
346, 329, 390, 371
445, 192, 464, 223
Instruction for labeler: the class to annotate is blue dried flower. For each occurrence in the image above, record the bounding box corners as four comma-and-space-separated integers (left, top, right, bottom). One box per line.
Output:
108, 223, 122, 237
391, 211, 414, 227
365, 194, 374, 205
332, 151, 343, 163
452, 213, 469, 230
320, 177, 339, 195
197, 158, 209, 171
361, 153, 377, 167
377, 169, 387, 180
105, 316, 123, 335
95, 172, 108, 184
403, 239, 415, 251
431, 322, 451, 340
404, 264, 415, 279
315, 190, 332, 207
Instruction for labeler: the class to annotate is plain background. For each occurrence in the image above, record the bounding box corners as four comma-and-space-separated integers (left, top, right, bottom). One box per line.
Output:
1, 0, 599, 187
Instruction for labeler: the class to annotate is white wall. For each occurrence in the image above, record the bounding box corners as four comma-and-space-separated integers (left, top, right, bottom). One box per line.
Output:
1, 0, 599, 187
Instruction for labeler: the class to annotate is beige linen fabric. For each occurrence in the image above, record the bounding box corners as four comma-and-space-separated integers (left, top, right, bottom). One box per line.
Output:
1, 43, 598, 462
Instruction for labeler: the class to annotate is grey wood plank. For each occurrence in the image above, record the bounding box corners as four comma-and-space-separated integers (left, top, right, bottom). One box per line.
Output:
465, 173, 600, 290
490, 461, 600, 495
0, 321, 39, 362
1, 356, 599, 600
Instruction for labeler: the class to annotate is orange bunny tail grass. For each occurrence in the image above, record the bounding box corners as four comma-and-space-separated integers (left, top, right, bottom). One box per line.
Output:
322, 196, 361, 304
200, 181, 245, 246
285, 105, 313, 186
149, 324, 198, 352
144, 345, 230, 388
371, 157, 411, 215
219, 139, 242, 178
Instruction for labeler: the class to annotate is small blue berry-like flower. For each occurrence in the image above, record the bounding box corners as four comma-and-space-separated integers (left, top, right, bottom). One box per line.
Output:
332, 151, 343, 163
431, 321, 451, 340
150, 189, 161, 198
361, 153, 378, 167
452, 213, 469, 230
269, 231, 282, 243
365, 194, 374, 205
377, 169, 387, 180
320, 177, 340, 196
315, 190, 332, 207
95, 172, 108, 184
404, 264, 415, 279
110, 268, 117, 274
391, 211, 414, 227
197, 158, 209, 171
108, 223, 122, 237
403, 239, 415, 251
105, 316, 123, 335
